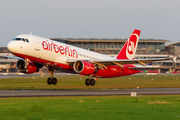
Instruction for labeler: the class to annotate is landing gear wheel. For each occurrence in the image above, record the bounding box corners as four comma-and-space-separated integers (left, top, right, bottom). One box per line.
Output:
90, 79, 95, 86
47, 68, 58, 85
22, 68, 28, 73
85, 79, 90, 86
47, 78, 52, 85
52, 78, 57, 85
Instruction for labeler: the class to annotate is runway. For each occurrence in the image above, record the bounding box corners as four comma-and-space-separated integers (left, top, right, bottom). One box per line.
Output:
0, 88, 180, 97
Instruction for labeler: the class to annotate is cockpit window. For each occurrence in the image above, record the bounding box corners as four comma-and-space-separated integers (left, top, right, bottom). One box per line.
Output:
22, 38, 25, 42
13, 38, 29, 43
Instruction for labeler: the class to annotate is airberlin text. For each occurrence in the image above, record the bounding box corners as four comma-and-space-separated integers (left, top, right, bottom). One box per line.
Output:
42, 40, 78, 58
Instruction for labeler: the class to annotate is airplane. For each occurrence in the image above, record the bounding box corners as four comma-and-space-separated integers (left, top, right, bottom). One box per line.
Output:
6, 29, 171, 86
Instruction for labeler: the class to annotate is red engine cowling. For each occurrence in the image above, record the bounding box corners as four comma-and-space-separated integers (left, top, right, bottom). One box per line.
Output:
73, 60, 95, 75
16, 60, 38, 74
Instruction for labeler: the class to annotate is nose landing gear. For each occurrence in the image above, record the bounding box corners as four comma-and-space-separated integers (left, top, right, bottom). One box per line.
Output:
47, 69, 57, 85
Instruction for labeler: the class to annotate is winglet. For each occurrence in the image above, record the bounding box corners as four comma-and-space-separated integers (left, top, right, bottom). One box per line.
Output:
116, 29, 141, 60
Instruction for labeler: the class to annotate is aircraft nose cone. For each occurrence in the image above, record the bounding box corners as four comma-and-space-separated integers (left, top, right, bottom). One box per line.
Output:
7, 41, 15, 52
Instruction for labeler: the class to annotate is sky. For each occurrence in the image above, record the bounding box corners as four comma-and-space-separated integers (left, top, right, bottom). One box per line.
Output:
0, 0, 180, 46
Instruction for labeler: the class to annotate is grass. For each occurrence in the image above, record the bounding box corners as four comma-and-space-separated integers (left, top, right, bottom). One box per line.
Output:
1, 75, 180, 90
1, 75, 180, 120
0, 95, 180, 120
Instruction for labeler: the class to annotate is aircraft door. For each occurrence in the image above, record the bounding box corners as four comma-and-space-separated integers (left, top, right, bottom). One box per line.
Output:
34, 37, 40, 51
33, 36, 43, 58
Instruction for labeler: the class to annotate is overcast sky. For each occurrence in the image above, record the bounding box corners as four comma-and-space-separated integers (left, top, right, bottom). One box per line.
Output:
0, 0, 180, 46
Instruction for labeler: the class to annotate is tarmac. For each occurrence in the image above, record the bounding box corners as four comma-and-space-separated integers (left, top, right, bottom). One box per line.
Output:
0, 88, 180, 97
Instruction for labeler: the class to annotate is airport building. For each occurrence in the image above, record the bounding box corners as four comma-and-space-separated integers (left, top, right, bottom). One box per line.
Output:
0, 38, 179, 73
165, 42, 180, 56
50, 38, 170, 59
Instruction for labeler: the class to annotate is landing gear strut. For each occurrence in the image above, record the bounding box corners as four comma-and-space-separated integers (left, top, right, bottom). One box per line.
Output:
22, 58, 30, 73
47, 69, 57, 85
85, 77, 96, 86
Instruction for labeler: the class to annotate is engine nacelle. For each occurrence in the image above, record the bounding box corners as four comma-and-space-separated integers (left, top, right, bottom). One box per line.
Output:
73, 60, 95, 75
16, 60, 39, 74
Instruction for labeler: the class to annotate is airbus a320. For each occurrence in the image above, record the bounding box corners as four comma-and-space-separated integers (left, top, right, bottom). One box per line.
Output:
6, 29, 170, 86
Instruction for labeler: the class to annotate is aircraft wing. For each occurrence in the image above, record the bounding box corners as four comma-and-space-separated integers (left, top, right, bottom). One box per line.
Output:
93, 58, 171, 65
67, 57, 172, 68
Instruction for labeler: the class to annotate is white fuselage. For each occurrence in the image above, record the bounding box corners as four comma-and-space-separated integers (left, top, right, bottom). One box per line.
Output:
8, 34, 113, 66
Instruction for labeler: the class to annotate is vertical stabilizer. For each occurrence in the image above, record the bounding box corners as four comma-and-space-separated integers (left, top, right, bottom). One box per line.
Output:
116, 29, 141, 60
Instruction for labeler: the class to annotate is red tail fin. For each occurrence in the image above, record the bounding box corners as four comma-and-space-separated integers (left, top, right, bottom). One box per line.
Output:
116, 29, 141, 60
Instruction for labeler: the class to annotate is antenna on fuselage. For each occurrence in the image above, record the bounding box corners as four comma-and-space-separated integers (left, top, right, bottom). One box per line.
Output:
30, 32, 32, 35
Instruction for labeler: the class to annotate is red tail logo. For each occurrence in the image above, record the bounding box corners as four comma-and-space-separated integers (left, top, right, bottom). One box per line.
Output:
128, 41, 135, 54
116, 29, 141, 60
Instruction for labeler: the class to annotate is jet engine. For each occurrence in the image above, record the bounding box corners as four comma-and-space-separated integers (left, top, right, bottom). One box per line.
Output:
73, 60, 95, 75
16, 59, 40, 74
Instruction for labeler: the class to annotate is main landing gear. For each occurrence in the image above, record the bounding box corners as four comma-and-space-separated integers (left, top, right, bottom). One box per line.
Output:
47, 77, 57, 85
85, 77, 96, 86
47, 69, 57, 85
22, 58, 30, 73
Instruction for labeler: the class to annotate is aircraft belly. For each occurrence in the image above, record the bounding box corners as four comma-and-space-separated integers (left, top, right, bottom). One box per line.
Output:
93, 66, 140, 78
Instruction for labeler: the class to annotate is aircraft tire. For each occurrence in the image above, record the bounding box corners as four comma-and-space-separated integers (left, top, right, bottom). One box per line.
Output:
47, 78, 52, 85
22, 68, 28, 73
90, 79, 95, 86
52, 78, 57, 85
25, 68, 28, 73
85, 79, 90, 86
